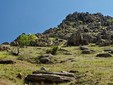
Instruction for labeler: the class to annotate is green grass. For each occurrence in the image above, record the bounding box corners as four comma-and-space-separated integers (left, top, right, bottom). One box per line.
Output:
1, 45, 113, 85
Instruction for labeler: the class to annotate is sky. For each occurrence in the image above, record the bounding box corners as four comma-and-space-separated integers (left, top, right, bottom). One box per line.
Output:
0, 0, 113, 43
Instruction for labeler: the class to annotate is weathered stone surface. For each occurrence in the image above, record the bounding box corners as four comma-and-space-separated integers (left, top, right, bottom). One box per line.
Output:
32, 71, 75, 77
0, 60, 16, 64
25, 71, 75, 84
81, 50, 91, 54
96, 53, 112, 57
79, 46, 89, 50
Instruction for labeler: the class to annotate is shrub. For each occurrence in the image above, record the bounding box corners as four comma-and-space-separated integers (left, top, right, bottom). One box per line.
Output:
46, 46, 59, 55
51, 46, 59, 55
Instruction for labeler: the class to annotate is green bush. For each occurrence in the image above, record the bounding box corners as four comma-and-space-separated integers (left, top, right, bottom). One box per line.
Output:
46, 46, 59, 55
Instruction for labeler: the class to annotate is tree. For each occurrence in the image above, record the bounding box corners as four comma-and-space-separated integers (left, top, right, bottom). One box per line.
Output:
11, 33, 38, 55
13, 34, 30, 55
28, 34, 38, 46
18, 34, 30, 47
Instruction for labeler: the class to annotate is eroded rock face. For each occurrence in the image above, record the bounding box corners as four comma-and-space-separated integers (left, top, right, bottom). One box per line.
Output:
25, 71, 76, 84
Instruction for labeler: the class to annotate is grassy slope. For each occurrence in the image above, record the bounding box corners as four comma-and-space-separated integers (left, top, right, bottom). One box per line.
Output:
1, 45, 113, 85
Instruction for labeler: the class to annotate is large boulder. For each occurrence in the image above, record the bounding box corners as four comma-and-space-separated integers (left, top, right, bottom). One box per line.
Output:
25, 71, 75, 84
37, 54, 54, 64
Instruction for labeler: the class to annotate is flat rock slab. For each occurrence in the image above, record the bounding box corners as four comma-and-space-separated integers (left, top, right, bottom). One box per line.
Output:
33, 71, 75, 77
0, 60, 16, 64
96, 53, 112, 57
25, 71, 75, 84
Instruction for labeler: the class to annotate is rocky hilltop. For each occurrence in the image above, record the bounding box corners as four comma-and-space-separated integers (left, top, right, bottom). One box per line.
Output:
11, 12, 113, 46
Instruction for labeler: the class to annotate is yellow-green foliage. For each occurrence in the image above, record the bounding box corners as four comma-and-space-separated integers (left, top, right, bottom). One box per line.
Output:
18, 34, 30, 46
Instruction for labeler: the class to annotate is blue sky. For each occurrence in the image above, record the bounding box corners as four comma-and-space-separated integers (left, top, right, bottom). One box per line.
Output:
0, 0, 113, 43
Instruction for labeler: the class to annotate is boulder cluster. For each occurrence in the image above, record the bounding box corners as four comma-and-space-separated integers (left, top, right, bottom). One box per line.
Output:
10, 12, 113, 46
11, 33, 66, 47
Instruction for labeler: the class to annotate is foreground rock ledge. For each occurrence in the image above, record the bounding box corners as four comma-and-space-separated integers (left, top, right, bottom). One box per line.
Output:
25, 71, 76, 84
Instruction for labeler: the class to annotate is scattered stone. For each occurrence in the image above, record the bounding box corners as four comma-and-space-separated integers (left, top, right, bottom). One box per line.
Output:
81, 50, 91, 54
79, 46, 89, 50
63, 52, 73, 55
39, 57, 52, 64
0, 60, 16, 64
69, 70, 79, 73
104, 48, 113, 52
90, 50, 96, 53
17, 73, 22, 79
37, 54, 54, 64
96, 53, 112, 57
40, 67, 47, 72
60, 58, 76, 63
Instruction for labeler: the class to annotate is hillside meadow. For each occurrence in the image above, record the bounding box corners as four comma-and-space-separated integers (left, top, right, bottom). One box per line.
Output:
0, 45, 113, 85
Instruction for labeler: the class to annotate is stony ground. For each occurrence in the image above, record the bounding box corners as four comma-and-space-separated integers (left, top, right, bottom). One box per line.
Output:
1, 45, 113, 85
